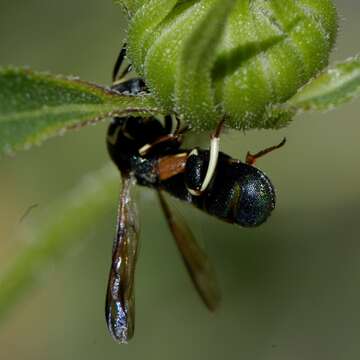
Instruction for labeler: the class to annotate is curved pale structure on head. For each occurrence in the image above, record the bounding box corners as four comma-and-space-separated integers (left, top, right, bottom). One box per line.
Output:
117, 0, 337, 131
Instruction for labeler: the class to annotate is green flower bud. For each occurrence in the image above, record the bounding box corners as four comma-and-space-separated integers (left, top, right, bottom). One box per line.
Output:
117, 0, 338, 131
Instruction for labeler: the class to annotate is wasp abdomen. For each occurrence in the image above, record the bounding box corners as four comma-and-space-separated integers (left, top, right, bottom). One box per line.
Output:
203, 159, 276, 227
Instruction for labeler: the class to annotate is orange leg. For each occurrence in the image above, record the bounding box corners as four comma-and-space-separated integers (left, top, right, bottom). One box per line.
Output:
246, 138, 286, 166
213, 117, 226, 138
139, 115, 185, 156
138, 134, 182, 156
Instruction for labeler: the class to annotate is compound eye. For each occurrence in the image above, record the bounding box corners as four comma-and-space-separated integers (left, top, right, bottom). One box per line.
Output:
185, 149, 208, 196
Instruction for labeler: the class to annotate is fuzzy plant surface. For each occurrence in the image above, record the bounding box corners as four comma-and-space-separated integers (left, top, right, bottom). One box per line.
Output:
121, 0, 339, 130
0, 0, 359, 323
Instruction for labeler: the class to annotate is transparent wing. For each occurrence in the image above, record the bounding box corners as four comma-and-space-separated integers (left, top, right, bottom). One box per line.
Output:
106, 175, 139, 343
158, 191, 221, 311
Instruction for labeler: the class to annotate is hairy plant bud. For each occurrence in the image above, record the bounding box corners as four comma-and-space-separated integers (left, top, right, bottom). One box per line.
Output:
117, 0, 337, 131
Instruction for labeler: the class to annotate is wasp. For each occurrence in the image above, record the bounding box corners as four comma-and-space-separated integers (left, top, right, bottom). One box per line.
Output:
105, 45, 286, 343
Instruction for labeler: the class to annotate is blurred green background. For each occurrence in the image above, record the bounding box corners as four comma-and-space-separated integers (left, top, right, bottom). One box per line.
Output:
0, 1, 359, 359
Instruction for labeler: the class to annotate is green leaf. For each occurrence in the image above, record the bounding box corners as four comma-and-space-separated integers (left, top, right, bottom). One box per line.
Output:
287, 54, 360, 111
0, 67, 161, 156
0, 165, 119, 321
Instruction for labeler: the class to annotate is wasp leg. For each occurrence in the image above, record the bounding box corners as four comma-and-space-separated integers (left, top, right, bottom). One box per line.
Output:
138, 133, 183, 156
164, 114, 173, 134
112, 42, 131, 83
139, 115, 186, 157
164, 114, 182, 135
190, 118, 225, 196
246, 137, 286, 166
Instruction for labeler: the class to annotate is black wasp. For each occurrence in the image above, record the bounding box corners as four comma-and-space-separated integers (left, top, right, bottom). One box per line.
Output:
105, 45, 286, 343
